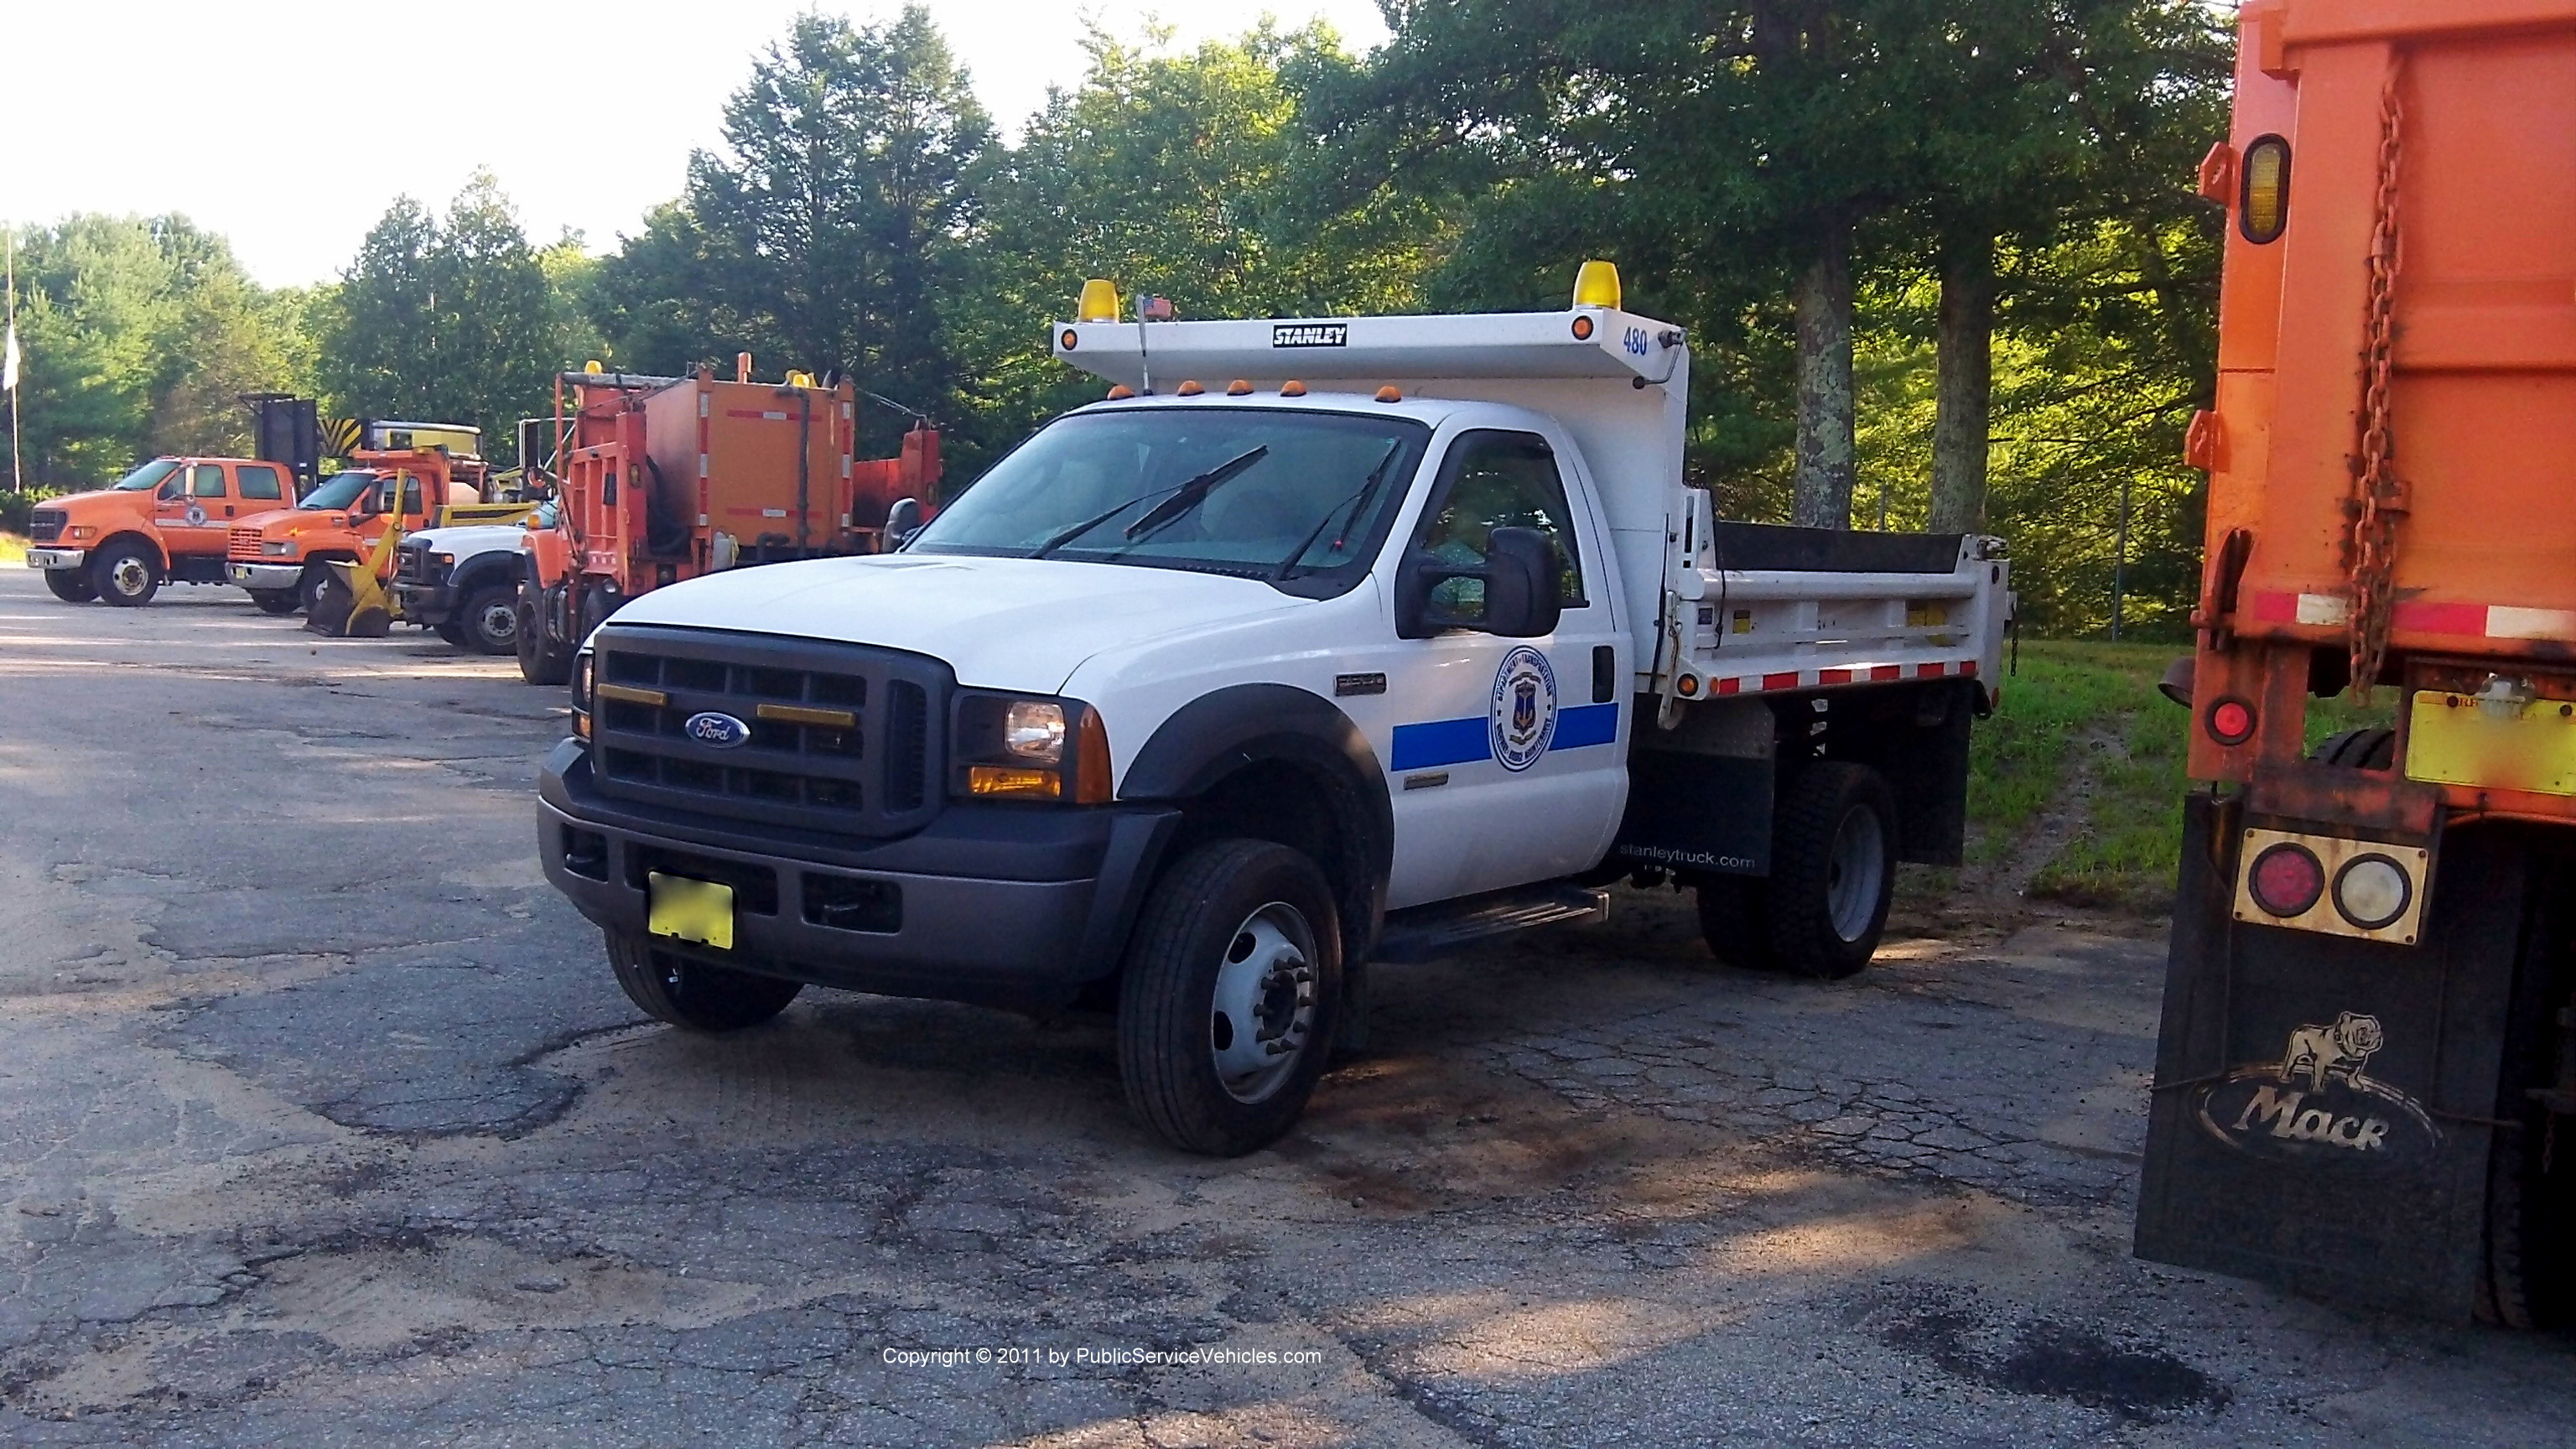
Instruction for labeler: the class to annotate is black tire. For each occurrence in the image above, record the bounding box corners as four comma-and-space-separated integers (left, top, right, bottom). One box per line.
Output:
434, 620, 470, 647
89, 539, 161, 606
579, 582, 619, 647
1117, 839, 1341, 1156
248, 589, 300, 615
459, 583, 519, 655
1761, 762, 1898, 979
516, 583, 570, 686
297, 564, 337, 616
604, 929, 803, 1031
1695, 875, 1774, 970
2313, 726, 2397, 771
42, 569, 96, 604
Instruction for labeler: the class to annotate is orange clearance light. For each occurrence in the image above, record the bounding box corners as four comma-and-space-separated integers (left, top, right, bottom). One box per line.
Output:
1176, 380, 1205, 397
1280, 381, 1306, 397
1374, 386, 1403, 403
1106, 385, 1135, 400
1226, 379, 1254, 396
2240, 136, 2290, 245
1676, 673, 1701, 698
1060, 329, 1079, 351
1074, 709, 1114, 805
1571, 315, 1595, 340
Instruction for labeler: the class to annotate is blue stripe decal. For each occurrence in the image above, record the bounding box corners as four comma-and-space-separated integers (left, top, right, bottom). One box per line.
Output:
1554, 703, 1619, 750
1391, 717, 1489, 771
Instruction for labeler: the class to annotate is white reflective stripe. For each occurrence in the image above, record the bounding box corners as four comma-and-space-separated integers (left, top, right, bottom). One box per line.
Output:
699, 455, 709, 478
2487, 606, 2576, 641
699, 394, 709, 417
762, 410, 788, 421
2296, 593, 2352, 626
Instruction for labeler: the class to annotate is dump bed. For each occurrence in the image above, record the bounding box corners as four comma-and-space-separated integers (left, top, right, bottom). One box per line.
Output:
2208, 0, 2576, 663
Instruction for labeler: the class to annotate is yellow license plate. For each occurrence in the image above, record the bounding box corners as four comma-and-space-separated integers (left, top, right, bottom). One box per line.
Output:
2407, 693, 2576, 797
647, 873, 735, 950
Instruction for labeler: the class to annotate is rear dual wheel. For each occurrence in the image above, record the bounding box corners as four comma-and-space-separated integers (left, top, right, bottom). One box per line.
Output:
1696, 761, 1898, 979
517, 582, 570, 685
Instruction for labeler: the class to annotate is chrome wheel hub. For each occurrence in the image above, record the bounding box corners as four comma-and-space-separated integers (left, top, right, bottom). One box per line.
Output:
1210, 902, 1317, 1104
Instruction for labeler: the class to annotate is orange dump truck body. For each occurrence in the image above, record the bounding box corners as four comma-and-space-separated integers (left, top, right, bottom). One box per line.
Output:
514, 368, 940, 683
2140, 0, 2576, 1323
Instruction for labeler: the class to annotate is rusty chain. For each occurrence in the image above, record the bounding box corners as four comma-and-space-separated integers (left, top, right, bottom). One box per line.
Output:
2350, 65, 2407, 700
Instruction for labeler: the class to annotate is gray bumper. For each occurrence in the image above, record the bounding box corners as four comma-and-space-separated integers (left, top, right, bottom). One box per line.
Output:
396, 581, 457, 625
537, 740, 1177, 1009
227, 562, 303, 589
26, 548, 86, 570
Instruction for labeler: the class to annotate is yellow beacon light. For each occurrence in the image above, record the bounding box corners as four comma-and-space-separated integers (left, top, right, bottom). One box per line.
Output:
1078, 278, 1121, 323
1572, 259, 1623, 310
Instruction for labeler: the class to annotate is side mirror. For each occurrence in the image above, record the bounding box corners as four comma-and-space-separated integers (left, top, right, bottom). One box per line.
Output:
1397, 525, 1563, 640
885, 496, 927, 551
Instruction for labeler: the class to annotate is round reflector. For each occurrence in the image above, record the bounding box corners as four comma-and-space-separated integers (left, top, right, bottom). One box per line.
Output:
2248, 843, 2325, 918
2208, 698, 2257, 746
2333, 854, 2412, 931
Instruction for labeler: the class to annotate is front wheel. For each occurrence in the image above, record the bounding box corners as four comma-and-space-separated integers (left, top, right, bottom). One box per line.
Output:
459, 584, 520, 655
90, 540, 161, 606
1117, 839, 1341, 1156
1761, 762, 1898, 979
604, 930, 803, 1031
296, 564, 336, 616
43, 569, 97, 604
516, 583, 570, 685
248, 589, 300, 615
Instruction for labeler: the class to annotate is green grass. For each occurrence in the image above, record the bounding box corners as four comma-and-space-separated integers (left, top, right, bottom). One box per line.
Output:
0, 532, 23, 566
1968, 641, 2188, 910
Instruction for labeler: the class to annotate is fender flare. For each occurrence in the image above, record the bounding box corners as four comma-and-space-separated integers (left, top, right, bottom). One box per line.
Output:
449, 551, 521, 598
1119, 683, 1394, 954
93, 529, 171, 574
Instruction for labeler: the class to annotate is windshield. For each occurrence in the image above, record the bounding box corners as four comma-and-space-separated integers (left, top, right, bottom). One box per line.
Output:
299, 471, 377, 511
112, 460, 183, 492
910, 408, 1431, 591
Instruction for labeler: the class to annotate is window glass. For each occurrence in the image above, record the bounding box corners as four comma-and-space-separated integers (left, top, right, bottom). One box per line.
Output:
299, 471, 377, 511
401, 477, 424, 516
236, 464, 284, 501
192, 464, 228, 497
1415, 432, 1587, 620
113, 460, 182, 491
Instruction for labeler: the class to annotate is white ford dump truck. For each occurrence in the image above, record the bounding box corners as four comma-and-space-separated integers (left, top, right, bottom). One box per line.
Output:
536, 268, 2011, 1155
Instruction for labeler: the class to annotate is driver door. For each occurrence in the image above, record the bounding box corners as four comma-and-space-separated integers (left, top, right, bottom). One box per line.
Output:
154, 462, 231, 558
1356, 428, 1629, 908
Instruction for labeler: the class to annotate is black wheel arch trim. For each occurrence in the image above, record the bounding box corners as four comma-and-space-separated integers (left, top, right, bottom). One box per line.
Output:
1118, 683, 1395, 961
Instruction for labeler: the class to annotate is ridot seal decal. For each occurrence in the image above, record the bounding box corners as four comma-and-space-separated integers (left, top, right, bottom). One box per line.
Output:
2191, 1010, 2438, 1164
685, 711, 752, 749
1489, 646, 1559, 772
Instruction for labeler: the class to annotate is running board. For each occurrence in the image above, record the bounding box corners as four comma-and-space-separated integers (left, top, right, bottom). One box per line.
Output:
1372, 882, 1610, 964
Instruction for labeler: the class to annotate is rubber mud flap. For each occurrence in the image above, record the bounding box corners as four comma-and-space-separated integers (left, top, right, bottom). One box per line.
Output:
2134, 793, 2525, 1320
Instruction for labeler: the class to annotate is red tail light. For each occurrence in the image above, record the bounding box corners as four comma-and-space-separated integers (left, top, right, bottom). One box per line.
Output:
2248, 843, 2325, 918
2207, 698, 2257, 746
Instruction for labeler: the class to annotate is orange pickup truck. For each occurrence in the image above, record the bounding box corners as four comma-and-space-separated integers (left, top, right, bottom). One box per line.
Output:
25, 456, 299, 605
223, 449, 486, 614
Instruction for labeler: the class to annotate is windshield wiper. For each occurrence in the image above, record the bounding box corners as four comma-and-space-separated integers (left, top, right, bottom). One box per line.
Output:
1273, 440, 1404, 581
1122, 446, 1270, 543
1030, 492, 1159, 559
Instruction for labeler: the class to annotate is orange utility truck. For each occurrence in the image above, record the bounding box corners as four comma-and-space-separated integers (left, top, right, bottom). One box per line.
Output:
25, 456, 299, 605
2137, 0, 2576, 1324
226, 448, 488, 615
515, 366, 939, 683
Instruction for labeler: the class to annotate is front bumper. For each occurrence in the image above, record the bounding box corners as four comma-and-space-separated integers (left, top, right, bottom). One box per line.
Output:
537, 740, 1177, 1009
227, 562, 304, 589
395, 582, 458, 625
26, 548, 86, 570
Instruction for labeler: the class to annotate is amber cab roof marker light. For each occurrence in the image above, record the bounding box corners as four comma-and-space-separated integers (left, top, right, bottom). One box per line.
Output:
1375, 386, 1404, 403
1106, 385, 1135, 401
1280, 381, 1307, 397
1226, 380, 1254, 396
1176, 380, 1205, 397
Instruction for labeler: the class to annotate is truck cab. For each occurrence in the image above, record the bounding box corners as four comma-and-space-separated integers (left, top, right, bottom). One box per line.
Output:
397, 502, 556, 653
536, 274, 2008, 1155
25, 456, 296, 605
226, 453, 482, 615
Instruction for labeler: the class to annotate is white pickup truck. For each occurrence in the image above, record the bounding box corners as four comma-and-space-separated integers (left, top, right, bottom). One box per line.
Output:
536, 269, 2010, 1155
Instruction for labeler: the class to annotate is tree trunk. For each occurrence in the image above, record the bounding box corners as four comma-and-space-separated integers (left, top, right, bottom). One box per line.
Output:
1929, 231, 1996, 535
1791, 215, 1857, 530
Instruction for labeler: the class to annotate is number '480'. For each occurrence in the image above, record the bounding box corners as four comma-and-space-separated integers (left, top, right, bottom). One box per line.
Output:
1622, 327, 1649, 356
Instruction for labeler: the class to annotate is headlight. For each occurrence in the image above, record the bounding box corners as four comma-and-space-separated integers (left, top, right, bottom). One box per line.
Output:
262, 540, 296, 556
953, 694, 1109, 802
1003, 701, 1067, 763
571, 651, 595, 740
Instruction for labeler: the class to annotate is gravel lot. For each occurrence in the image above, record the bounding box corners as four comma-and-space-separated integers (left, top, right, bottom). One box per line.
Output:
1, 568, 2569, 1446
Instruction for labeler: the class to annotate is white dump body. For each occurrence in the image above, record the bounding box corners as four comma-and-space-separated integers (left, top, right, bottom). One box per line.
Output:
1054, 307, 2011, 715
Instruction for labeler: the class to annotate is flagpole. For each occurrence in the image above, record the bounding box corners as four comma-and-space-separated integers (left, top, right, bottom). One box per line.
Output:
6, 225, 20, 496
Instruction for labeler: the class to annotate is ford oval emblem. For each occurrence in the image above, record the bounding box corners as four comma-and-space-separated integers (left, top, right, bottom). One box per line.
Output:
685, 711, 751, 749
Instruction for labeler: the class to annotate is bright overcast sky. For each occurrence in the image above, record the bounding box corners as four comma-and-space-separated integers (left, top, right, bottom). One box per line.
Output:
6, 2, 1391, 289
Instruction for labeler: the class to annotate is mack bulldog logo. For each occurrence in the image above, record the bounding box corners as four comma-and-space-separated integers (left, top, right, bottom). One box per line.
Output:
1489, 646, 1559, 772
2192, 1011, 2438, 1163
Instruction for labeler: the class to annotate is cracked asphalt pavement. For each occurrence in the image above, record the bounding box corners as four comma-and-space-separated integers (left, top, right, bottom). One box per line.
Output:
2, 571, 2571, 1446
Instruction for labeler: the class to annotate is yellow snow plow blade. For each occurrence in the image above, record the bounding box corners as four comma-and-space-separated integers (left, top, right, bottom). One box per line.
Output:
305, 515, 406, 638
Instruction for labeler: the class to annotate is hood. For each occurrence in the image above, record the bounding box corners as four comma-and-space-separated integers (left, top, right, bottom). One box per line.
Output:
406, 523, 526, 553
607, 553, 1309, 694
235, 506, 346, 537
41, 488, 146, 517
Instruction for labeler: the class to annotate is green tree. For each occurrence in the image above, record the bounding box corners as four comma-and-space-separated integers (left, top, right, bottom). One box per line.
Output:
319, 174, 579, 467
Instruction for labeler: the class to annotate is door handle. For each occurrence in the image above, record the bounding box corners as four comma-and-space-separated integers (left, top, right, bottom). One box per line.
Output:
224, 506, 235, 517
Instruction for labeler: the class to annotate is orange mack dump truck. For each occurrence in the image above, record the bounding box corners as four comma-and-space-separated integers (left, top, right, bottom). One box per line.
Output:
2135, 0, 2576, 1324
514, 366, 939, 684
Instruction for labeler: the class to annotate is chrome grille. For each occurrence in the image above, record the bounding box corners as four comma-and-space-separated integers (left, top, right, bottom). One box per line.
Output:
29, 510, 65, 543
588, 624, 948, 838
